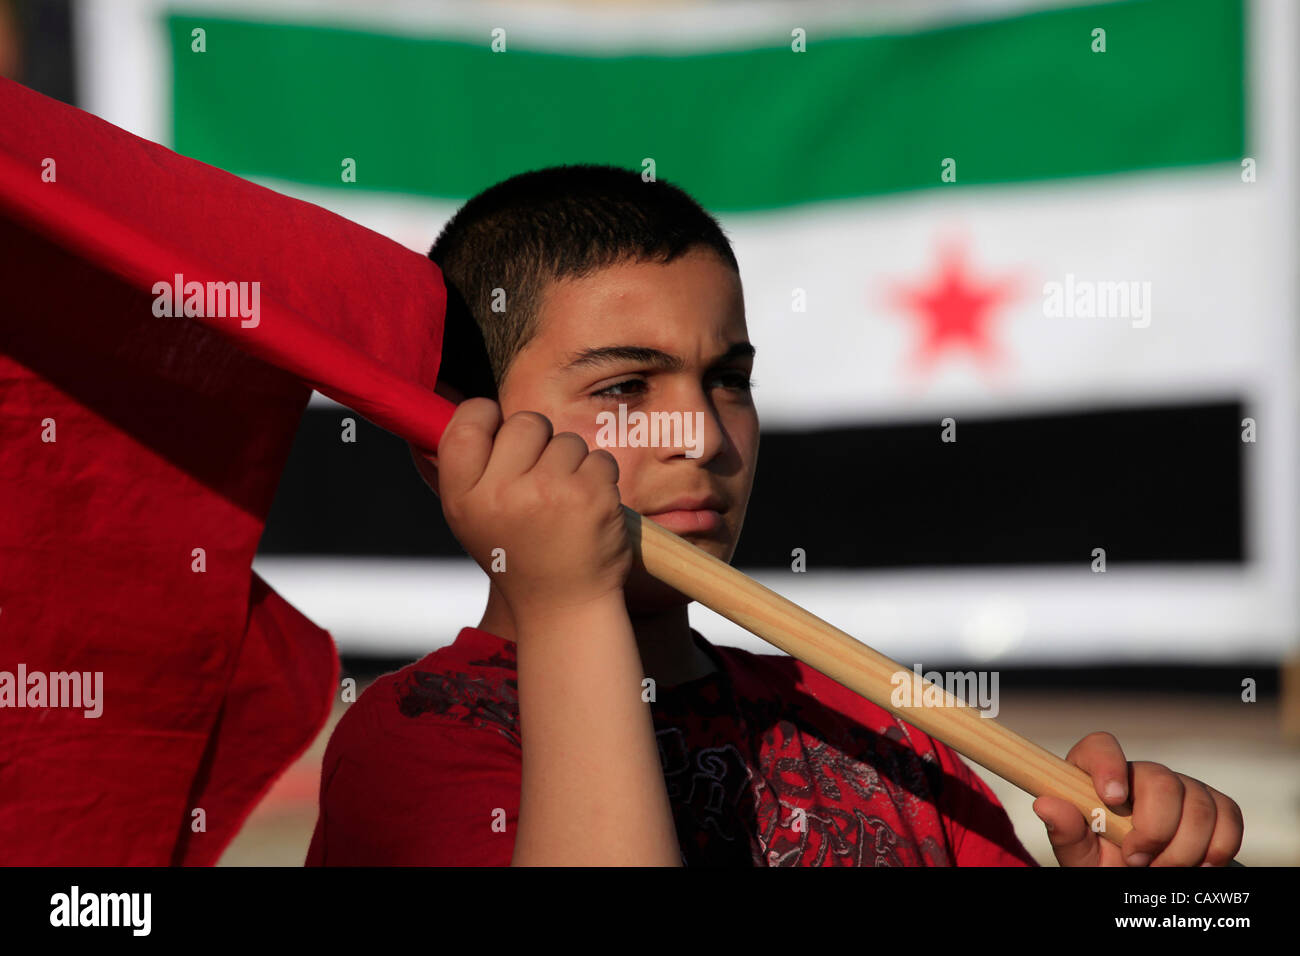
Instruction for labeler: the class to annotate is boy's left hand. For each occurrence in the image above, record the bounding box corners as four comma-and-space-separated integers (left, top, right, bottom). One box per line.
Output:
1030, 731, 1243, 867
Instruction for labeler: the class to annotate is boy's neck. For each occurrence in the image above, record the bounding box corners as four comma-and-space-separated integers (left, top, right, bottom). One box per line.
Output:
476, 584, 718, 689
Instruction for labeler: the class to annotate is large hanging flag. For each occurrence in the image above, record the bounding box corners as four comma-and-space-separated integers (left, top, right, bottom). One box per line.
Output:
0, 76, 491, 863
85, 0, 1295, 665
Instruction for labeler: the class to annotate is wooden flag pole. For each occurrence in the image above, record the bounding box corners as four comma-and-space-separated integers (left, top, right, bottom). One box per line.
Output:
627, 505, 1243, 865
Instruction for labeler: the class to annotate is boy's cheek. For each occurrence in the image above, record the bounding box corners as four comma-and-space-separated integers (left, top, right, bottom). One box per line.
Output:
547, 411, 606, 450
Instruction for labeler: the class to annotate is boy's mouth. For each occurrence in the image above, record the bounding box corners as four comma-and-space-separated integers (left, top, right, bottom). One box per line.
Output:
644, 508, 724, 536
642, 492, 728, 536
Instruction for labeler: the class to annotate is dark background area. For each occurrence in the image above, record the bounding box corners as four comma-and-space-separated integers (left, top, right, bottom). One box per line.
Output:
3, 0, 76, 104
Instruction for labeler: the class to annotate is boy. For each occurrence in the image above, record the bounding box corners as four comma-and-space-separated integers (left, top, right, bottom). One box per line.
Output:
306, 165, 1242, 866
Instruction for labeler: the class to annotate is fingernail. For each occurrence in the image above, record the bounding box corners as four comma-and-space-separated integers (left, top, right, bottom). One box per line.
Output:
1126, 852, 1152, 867
1104, 781, 1126, 802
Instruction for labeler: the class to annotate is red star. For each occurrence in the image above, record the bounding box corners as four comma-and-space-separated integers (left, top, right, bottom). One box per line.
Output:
886, 242, 1021, 378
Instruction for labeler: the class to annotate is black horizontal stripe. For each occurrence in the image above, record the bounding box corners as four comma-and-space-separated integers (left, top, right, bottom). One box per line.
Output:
258, 401, 1245, 566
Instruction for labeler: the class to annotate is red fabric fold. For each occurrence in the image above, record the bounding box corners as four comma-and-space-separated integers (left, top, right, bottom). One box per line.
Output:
0, 77, 457, 864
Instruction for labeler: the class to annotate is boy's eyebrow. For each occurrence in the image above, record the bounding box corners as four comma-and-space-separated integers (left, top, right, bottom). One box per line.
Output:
561, 341, 756, 373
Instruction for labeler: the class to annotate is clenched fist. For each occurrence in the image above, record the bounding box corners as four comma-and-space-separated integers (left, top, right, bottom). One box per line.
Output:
413, 398, 634, 622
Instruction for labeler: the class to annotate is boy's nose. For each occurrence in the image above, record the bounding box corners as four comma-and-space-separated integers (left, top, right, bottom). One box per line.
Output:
657, 393, 729, 463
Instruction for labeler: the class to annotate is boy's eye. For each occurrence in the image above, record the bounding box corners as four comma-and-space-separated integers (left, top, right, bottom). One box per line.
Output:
717, 372, 756, 392
591, 373, 755, 399
593, 378, 648, 398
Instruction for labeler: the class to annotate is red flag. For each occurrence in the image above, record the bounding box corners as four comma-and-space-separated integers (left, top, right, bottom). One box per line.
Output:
0, 77, 476, 863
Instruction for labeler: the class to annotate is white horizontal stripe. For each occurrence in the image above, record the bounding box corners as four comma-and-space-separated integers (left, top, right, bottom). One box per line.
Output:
733, 170, 1286, 426
251, 555, 1293, 662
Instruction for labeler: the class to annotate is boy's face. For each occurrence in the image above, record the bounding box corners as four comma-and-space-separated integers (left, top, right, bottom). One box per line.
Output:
498, 246, 759, 612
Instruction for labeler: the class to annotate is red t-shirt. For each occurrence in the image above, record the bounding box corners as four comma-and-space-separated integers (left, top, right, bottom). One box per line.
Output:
306, 626, 1038, 866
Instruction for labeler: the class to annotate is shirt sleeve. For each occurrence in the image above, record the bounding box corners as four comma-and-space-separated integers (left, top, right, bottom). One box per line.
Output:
306, 696, 521, 866
930, 741, 1039, 866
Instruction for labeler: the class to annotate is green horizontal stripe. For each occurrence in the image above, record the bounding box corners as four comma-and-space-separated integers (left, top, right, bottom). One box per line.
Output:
169, 0, 1244, 212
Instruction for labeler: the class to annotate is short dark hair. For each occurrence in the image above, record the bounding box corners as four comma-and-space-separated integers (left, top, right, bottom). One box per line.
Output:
428, 164, 739, 391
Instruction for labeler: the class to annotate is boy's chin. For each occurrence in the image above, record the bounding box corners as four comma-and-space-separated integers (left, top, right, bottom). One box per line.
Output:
624, 574, 692, 615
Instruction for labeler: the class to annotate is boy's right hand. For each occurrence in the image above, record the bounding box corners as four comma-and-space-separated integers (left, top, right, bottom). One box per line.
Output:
432, 397, 634, 621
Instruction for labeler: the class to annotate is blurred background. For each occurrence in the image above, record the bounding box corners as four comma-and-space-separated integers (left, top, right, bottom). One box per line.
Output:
7, 0, 1296, 865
